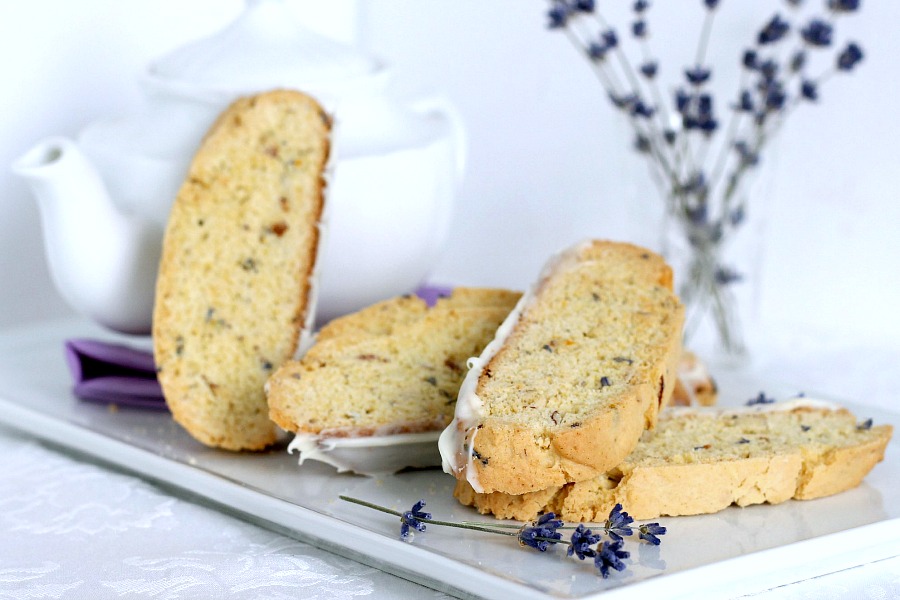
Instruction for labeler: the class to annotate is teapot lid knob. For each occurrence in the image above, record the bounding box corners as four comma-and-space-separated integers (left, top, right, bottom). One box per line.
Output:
146, 0, 380, 95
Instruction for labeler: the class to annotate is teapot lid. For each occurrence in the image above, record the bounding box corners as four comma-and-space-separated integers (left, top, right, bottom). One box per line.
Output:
146, 0, 380, 96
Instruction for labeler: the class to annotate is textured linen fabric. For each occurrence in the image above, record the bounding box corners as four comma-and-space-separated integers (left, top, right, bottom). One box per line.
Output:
0, 428, 449, 600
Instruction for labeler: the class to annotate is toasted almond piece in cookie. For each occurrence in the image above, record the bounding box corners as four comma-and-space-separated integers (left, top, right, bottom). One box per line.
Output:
153, 90, 331, 450
267, 288, 521, 437
455, 401, 893, 520
439, 240, 685, 495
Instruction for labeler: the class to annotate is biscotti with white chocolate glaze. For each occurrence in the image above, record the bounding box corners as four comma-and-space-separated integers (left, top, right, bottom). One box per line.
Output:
671, 350, 717, 406
154, 90, 331, 451
439, 240, 685, 495
267, 288, 521, 437
454, 401, 893, 520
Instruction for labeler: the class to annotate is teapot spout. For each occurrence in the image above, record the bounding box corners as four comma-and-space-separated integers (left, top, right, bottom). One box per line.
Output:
12, 138, 160, 335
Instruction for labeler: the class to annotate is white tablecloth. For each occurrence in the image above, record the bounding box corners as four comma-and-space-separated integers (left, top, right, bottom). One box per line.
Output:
2, 328, 899, 600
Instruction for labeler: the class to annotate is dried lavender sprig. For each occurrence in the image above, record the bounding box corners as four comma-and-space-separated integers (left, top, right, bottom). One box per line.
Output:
554, 0, 858, 253
559, 2, 720, 206
550, 3, 681, 196
552, 2, 677, 177
578, 36, 677, 185
341, 496, 664, 578
701, 9, 862, 229
703, 31, 789, 212
694, 0, 718, 72
339, 495, 518, 538
629, 5, 693, 182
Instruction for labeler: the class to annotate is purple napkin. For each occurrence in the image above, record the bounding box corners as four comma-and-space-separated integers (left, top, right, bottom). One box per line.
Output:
64, 339, 167, 410
415, 284, 453, 307
62, 285, 453, 410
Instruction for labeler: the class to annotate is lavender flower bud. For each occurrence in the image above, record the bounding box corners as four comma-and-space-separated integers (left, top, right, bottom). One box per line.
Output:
685, 65, 712, 86
568, 524, 601, 560
640, 61, 659, 79
547, 3, 570, 28
757, 14, 790, 45
800, 79, 818, 101
602, 29, 619, 49
634, 0, 651, 13
682, 172, 708, 196
742, 49, 759, 69
734, 90, 755, 112
632, 20, 648, 38
698, 117, 719, 134
587, 42, 609, 61
594, 539, 630, 578
634, 134, 652, 153
762, 80, 787, 111
519, 513, 564, 552
758, 59, 779, 82
801, 19, 833, 47
639, 523, 667, 546
837, 42, 864, 71
609, 92, 637, 110
715, 266, 743, 285
400, 500, 431, 540
687, 205, 708, 226
603, 504, 635, 542
632, 100, 656, 118
828, 0, 860, 12
747, 392, 776, 405
675, 89, 692, 113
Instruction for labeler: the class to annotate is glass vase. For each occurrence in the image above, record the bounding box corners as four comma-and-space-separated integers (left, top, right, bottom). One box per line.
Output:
658, 186, 769, 367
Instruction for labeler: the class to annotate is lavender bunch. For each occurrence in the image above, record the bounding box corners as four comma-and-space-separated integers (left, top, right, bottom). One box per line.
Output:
340, 496, 666, 579
546, 0, 864, 352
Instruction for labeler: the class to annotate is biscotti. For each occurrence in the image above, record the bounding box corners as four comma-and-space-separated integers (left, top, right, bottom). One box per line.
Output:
154, 90, 331, 450
267, 288, 521, 437
455, 400, 893, 520
671, 350, 717, 406
439, 240, 685, 495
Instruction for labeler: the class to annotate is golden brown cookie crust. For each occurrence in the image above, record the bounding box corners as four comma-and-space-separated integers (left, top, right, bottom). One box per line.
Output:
455, 405, 892, 520
267, 288, 521, 437
444, 241, 685, 495
153, 90, 331, 451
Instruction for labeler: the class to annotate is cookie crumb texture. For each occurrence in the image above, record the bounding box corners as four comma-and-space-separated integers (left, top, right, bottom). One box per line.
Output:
456, 406, 893, 520
153, 90, 331, 451
267, 288, 521, 436
457, 241, 685, 495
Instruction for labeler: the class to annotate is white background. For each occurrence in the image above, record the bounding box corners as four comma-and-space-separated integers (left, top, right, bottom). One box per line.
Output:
1, 0, 898, 345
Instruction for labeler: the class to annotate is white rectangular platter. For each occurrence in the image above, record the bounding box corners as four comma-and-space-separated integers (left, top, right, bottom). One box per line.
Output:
1, 318, 898, 599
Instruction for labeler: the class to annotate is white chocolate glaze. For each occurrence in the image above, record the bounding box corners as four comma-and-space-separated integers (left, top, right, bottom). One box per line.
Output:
295, 114, 338, 358
676, 351, 713, 405
663, 396, 843, 420
438, 240, 593, 492
288, 430, 441, 475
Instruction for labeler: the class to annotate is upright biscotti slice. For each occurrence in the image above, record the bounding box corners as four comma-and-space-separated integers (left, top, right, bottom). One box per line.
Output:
455, 401, 893, 520
267, 288, 521, 437
439, 240, 685, 495
154, 90, 331, 451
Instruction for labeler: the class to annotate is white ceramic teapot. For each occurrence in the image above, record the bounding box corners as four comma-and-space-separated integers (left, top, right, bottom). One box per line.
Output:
12, 0, 464, 334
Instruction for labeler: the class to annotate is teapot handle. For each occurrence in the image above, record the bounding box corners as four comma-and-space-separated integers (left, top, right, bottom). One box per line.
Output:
408, 95, 467, 187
